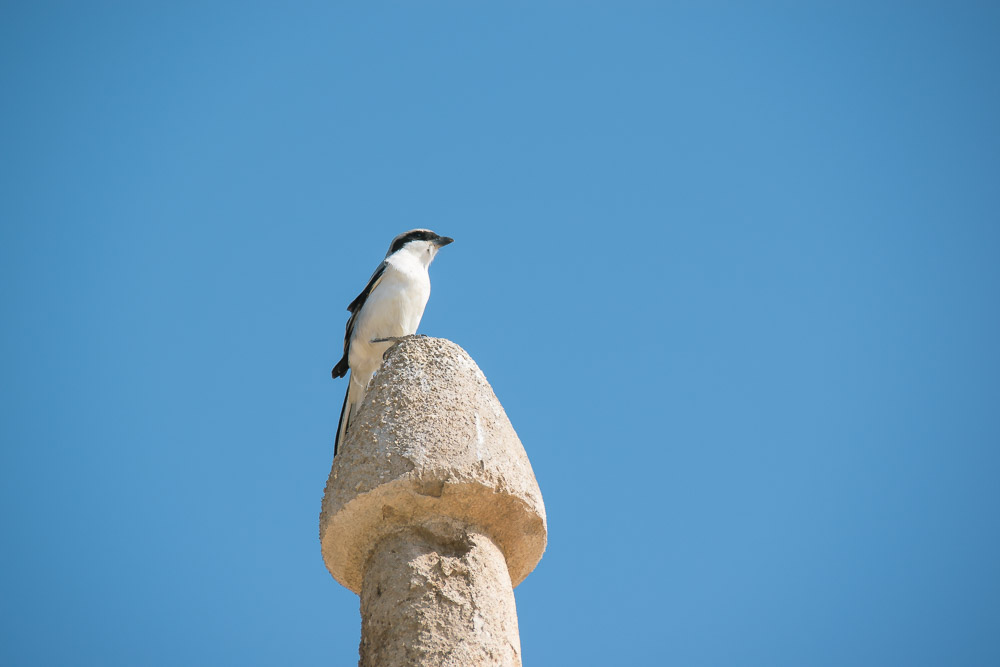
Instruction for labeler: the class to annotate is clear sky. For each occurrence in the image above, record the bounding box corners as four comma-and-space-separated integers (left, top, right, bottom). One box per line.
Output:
2, 2, 999, 665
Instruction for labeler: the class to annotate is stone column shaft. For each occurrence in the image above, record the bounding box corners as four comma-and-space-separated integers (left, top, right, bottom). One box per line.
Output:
360, 524, 520, 666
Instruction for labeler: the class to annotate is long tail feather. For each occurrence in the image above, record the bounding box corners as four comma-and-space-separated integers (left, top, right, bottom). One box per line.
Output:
334, 385, 350, 456
334, 375, 364, 456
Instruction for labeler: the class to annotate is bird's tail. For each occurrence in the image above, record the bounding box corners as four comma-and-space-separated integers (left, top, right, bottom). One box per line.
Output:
334, 374, 364, 456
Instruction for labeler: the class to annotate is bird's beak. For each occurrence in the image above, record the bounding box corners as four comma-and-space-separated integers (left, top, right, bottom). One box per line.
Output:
434, 236, 454, 247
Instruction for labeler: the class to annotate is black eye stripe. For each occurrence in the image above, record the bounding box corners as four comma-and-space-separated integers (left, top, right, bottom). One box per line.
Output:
387, 230, 439, 255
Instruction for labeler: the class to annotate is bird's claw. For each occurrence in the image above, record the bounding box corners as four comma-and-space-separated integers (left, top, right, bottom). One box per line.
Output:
374, 334, 427, 361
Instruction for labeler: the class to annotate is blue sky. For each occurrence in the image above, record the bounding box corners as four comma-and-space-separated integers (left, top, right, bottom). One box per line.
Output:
2, 2, 999, 665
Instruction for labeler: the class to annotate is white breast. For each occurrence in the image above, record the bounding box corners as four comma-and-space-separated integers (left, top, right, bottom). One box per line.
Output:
348, 255, 431, 384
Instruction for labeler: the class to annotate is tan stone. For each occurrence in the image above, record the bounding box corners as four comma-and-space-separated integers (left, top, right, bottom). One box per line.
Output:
359, 525, 521, 666
320, 337, 546, 666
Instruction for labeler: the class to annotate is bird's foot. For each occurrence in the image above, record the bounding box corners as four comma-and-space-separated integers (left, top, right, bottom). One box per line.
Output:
372, 334, 427, 344
374, 334, 427, 360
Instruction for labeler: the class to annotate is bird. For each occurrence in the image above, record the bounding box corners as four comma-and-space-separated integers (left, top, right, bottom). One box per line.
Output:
331, 229, 454, 455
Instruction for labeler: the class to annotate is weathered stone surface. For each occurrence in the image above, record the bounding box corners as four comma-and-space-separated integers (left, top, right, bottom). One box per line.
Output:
320, 337, 547, 596
360, 524, 521, 667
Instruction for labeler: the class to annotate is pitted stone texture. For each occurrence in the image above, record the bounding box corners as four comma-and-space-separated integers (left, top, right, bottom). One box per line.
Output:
320, 337, 546, 594
360, 525, 521, 667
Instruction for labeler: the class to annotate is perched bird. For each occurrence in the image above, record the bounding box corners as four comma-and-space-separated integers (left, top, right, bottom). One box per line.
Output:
331, 229, 454, 455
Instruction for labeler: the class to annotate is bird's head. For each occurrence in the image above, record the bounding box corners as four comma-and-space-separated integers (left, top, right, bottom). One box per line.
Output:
385, 229, 454, 265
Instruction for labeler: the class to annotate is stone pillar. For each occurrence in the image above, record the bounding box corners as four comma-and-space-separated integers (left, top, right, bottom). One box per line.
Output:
320, 337, 547, 667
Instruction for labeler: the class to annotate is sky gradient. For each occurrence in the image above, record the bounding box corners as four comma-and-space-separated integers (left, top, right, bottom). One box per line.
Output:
2, 2, 999, 665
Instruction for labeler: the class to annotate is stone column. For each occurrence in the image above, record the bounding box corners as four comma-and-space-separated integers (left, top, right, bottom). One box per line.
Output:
320, 337, 547, 667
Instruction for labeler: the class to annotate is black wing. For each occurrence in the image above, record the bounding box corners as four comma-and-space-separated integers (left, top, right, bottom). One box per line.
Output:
332, 260, 387, 379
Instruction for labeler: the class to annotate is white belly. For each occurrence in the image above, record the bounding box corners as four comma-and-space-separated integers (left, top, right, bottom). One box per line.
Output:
348, 265, 430, 384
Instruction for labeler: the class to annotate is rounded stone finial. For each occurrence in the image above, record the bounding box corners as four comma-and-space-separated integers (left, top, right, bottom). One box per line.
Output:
319, 337, 547, 595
